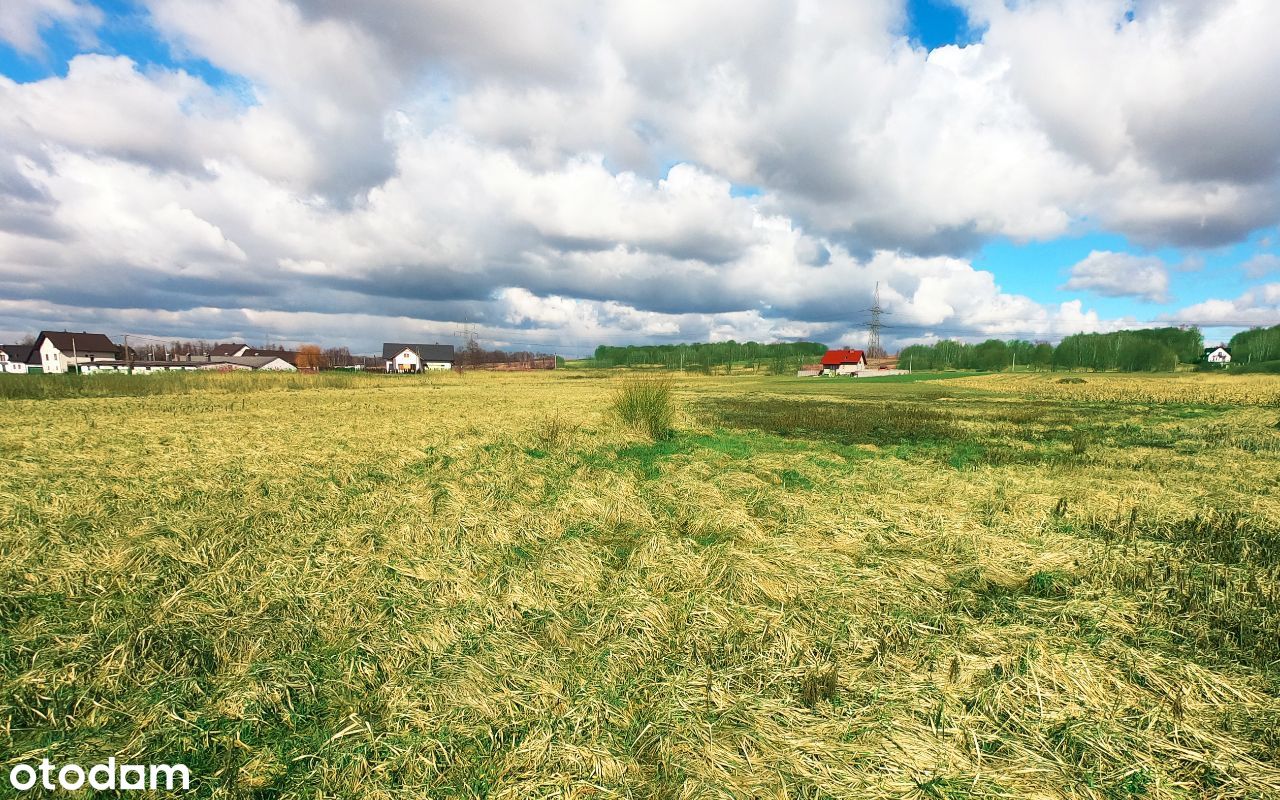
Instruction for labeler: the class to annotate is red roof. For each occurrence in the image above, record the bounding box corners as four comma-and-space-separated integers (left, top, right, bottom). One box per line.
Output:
820, 348, 866, 366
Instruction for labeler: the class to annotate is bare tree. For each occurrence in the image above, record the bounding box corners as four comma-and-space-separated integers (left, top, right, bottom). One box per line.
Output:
323, 346, 352, 367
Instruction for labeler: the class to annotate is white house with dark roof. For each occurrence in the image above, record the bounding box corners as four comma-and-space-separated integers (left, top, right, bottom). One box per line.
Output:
30, 330, 119, 373
1198, 345, 1228, 366
200, 356, 296, 371
0, 343, 34, 373
383, 343, 455, 373
209, 343, 299, 365
1204, 345, 1232, 364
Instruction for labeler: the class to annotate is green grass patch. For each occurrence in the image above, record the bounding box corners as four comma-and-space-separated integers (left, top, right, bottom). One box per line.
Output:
611, 377, 676, 440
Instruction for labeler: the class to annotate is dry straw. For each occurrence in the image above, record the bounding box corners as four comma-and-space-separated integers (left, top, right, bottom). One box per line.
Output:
1, 370, 1278, 797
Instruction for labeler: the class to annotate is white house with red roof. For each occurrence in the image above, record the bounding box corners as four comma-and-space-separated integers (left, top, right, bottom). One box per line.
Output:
819, 348, 867, 375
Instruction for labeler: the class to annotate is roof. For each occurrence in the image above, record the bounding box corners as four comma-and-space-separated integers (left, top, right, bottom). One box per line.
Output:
81, 360, 200, 368
382, 342, 456, 361
209, 343, 246, 356
1204, 346, 1231, 353
820, 348, 866, 366
239, 347, 298, 363
36, 330, 117, 355
0, 344, 34, 363
210, 356, 296, 369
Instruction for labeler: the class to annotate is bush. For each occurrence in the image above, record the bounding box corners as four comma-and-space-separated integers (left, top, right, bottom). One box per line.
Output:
611, 378, 675, 440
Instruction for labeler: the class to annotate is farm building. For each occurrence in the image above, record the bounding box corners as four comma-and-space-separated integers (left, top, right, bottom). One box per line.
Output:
383, 343, 456, 373
209, 343, 299, 365
29, 330, 118, 373
79, 360, 201, 374
201, 356, 296, 371
1, 344, 35, 374
820, 348, 867, 375
1204, 346, 1231, 364
78, 355, 296, 373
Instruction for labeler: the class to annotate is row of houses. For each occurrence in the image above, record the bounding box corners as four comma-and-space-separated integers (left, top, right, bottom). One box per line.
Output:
0, 331, 297, 374
0, 330, 462, 375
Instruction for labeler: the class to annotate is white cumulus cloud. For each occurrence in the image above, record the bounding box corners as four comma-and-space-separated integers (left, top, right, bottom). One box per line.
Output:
2, 0, 1279, 350
1061, 251, 1172, 303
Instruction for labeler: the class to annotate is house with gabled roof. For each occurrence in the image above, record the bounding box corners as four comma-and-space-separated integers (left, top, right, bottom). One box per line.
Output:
30, 330, 118, 373
819, 348, 867, 375
1203, 345, 1231, 365
383, 343, 455, 373
208, 343, 298, 365
1, 343, 35, 374
209, 343, 247, 357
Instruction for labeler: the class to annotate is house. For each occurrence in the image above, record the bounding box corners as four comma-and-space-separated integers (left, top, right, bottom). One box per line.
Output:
209, 343, 299, 365
29, 330, 118, 373
241, 347, 298, 365
209, 343, 248, 357
201, 356, 296, 371
819, 348, 867, 375
1204, 346, 1232, 365
1, 344, 35, 374
383, 343, 456, 373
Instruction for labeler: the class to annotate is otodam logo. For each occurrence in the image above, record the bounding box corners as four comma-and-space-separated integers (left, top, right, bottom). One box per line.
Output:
8, 759, 190, 792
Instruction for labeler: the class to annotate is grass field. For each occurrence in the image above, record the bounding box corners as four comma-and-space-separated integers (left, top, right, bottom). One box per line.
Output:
2, 371, 1279, 798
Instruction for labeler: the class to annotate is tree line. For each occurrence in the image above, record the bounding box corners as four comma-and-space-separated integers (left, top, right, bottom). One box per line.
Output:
589, 326, 1256, 374
590, 341, 827, 373
459, 341, 560, 367
1227, 323, 1280, 367
900, 327, 1206, 372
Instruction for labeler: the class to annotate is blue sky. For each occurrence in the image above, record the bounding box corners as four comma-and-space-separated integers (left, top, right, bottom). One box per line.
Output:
0, 0, 1276, 353
906, 0, 979, 50
902, 0, 1278, 339
0, 0, 242, 89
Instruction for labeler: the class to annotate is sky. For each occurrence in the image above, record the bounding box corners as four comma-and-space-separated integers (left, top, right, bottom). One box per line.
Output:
0, 0, 1278, 357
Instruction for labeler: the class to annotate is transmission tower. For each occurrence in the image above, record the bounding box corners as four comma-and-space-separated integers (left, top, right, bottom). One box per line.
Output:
866, 281, 888, 359
455, 319, 479, 372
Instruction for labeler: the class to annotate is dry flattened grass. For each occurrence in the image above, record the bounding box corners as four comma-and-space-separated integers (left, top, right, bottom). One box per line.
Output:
953, 371, 1280, 406
2, 371, 1279, 798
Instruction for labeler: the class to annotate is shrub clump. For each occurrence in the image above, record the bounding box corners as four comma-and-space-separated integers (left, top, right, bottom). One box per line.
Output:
611, 378, 675, 440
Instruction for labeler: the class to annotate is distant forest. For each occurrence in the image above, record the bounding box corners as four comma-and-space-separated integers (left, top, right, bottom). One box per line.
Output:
591, 341, 827, 372
589, 323, 1280, 373
901, 327, 1206, 372
1228, 323, 1280, 366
